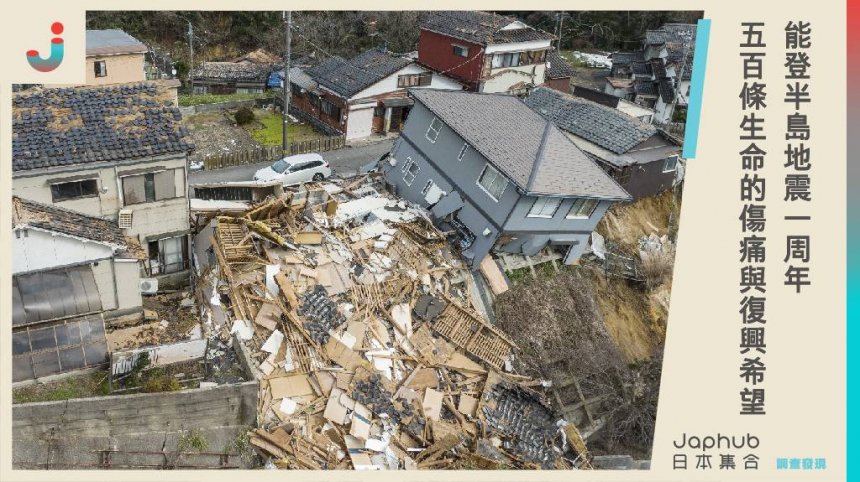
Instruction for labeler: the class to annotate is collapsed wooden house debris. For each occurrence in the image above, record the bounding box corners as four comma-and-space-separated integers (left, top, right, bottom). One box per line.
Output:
199, 175, 592, 470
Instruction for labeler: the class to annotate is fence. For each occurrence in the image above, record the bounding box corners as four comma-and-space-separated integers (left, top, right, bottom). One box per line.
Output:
201, 136, 346, 170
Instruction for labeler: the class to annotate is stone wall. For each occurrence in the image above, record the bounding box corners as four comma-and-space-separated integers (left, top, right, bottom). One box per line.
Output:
12, 381, 258, 469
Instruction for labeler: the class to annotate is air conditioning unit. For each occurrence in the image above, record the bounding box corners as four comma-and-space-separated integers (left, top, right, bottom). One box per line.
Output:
139, 278, 159, 294
118, 209, 133, 229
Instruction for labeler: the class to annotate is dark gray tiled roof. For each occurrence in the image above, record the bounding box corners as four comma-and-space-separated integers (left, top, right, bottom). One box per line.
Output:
192, 61, 275, 83
86, 29, 148, 56
631, 61, 653, 77
634, 80, 658, 97
307, 48, 411, 99
419, 11, 554, 46
645, 23, 696, 46
410, 89, 629, 200
650, 59, 667, 79
545, 50, 576, 79
525, 87, 657, 155
13, 83, 192, 172
658, 78, 676, 103
611, 50, 644, 65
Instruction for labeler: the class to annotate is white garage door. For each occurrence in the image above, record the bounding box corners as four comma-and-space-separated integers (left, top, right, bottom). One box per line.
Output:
346, 105, 374, 141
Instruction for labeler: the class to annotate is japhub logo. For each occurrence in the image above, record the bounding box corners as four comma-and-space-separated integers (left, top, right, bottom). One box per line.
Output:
26, 22, 64, 72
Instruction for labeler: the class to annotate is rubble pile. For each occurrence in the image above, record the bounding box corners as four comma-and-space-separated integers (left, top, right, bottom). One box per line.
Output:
200, 174, 590, 470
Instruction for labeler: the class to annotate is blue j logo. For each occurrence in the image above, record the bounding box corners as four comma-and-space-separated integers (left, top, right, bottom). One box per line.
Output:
27, 22, 64, 72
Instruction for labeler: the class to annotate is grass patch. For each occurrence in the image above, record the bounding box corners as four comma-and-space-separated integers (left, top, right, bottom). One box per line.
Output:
13, 370, 110, 404
178, 429, 209, 452
179, 92, 272, 107
248, 109, 324, 146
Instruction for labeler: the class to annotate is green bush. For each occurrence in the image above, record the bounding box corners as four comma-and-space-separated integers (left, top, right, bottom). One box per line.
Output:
235, 107, 256, 125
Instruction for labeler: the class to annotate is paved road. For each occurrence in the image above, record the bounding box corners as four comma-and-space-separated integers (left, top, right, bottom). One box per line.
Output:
189, 139, 394, 184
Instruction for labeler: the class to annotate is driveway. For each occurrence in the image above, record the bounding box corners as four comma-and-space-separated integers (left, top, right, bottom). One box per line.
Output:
189, 139, 395, 184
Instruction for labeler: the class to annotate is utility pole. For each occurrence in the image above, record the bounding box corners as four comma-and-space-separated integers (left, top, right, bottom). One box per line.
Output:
282, 11, 292, 155
557, 12, 565, 51
187, 21, 194, 93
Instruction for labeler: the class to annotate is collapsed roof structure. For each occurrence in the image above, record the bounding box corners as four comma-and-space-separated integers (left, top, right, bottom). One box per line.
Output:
198, 174, 592, 469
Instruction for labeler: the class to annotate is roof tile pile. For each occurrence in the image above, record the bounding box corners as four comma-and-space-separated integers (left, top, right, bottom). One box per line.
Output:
13, 83, 193, 172
12, 196, 142, 257
192, 61, 275, 83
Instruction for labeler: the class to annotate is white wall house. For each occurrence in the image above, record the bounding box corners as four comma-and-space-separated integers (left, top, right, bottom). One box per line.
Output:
12, 82, 194, 283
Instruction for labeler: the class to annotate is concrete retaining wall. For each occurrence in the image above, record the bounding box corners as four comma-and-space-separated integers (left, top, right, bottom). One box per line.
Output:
179, 97, 274, 117
13, 381, 258, 469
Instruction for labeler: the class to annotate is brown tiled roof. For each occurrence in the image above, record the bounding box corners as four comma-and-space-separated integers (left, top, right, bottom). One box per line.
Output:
12, 196, 145, 259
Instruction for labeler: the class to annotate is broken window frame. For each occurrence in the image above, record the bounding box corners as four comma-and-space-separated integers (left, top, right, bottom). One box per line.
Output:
615, 166, 632, 186
147, 235, 188, 275
403, 160, 420, 186
426, 116, 443, 143
663, 155, 679, 173
50, 178, 99, 202
527, 196, 562, 218
477, 163, 508, 202
94, 60, 107, 77
566, 198, 599, 219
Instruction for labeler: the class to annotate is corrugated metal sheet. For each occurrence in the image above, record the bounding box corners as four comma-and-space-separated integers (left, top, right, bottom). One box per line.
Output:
12, 265, 102, 327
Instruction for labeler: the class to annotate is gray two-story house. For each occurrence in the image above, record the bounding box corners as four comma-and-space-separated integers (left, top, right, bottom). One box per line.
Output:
382, 89, 631, 269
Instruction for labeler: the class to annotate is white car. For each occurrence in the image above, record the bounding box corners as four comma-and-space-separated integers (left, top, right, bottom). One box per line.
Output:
253, 153, 332, 186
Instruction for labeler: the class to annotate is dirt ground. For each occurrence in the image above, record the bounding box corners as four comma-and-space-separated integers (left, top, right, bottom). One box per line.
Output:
597, 190, 681, 253
108, 292, 201, 351
186, 111, 263, 160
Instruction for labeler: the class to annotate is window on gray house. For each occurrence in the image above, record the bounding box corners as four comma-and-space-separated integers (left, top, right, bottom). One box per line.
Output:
566, 198, 599, 219
401, 156, 413, 173
148, 235, 188, 275
122, 170, 177, 206
426, 117, 443, 143
527, 196, 562, 218
421, 179, 435, 195
404, 160, 420, 186
457, 143, 468, 161
50, 179, 98, 202
663, 155, 679, 173
94, 60, 107, 77
477, 164, 507, 201
452, 45, 469, 57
